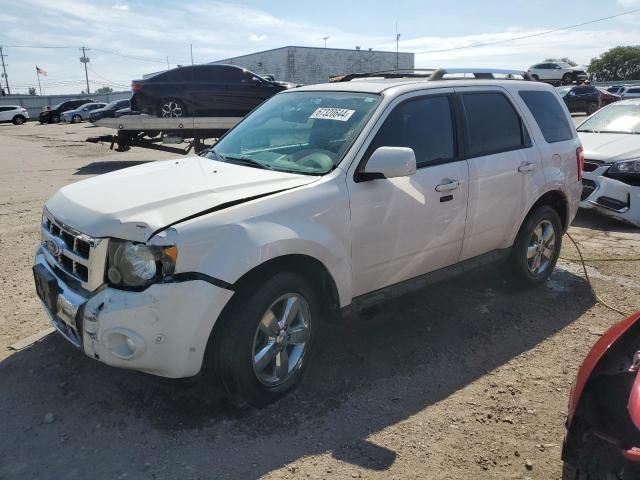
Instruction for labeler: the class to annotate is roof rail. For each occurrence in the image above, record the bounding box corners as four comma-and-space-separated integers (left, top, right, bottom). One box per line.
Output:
338, 68, 532, 82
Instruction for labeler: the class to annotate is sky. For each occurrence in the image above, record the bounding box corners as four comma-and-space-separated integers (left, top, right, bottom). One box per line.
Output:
1, 0, 640, 95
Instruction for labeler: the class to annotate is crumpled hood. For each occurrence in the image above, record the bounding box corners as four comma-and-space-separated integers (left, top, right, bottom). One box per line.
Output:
579, 132, 640, 162
46, 155, 317, 242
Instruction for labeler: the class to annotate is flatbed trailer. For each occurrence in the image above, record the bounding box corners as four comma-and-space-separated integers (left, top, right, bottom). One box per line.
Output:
86, 115, 243, 154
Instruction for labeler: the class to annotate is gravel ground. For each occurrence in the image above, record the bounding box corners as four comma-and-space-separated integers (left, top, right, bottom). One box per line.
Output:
0, 118, 639, 480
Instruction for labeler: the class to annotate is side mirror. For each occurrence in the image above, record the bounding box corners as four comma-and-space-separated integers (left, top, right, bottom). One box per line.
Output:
360, 146, 416, 181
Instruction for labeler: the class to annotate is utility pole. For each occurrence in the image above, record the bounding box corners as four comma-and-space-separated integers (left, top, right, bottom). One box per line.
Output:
190, 44, 194, 65
395, 23, 401, 69
322, 36, 329, 48
80, 46, 90, 94
0, 46, 10, 95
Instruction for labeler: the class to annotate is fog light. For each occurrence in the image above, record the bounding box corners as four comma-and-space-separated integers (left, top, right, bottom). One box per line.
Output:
102, 328, 145, 360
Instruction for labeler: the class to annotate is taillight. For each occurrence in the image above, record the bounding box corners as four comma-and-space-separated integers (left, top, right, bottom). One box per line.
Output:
577, 147, 584, 181
132, 82, 143, 93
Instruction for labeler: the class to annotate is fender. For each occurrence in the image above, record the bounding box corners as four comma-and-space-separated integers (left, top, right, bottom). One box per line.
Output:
567, 310, 640, 428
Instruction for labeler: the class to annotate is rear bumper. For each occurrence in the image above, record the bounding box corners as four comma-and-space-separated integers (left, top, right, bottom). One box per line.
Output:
34, 247, 235, 378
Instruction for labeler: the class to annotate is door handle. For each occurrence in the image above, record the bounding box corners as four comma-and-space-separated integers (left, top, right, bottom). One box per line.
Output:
518, 162, 537, 173
435, 179, 460, 192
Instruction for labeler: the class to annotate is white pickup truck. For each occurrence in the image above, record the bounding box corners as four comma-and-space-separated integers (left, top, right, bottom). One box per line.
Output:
34, 69, 582, 406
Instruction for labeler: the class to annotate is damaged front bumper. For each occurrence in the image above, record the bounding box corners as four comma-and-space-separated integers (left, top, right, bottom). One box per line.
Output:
580, 166, 640, 227
33, 247, 234, 378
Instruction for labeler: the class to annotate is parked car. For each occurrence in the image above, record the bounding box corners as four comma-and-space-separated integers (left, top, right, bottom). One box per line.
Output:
563, 310, 640, 479
62, 102, 107, 123
607, 85, 630, 95
88, 99, 130, 123
527, 62, 588, 83
621, 86, 640, 99
577, 99, 640, 226
34, 72, 582, 406
0, 105, 29, 125
556, 85, 618, 115
39, 99, 95, 124
130, 64, 291, 118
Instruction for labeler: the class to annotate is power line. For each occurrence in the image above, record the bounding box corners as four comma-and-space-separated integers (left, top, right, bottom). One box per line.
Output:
412, 8, 640, 55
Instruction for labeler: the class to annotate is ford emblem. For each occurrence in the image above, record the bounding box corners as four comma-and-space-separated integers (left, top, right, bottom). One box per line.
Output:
46, 236, 67, 257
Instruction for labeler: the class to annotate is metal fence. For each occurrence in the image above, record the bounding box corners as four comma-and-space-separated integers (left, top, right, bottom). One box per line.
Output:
0, 91, 131, 120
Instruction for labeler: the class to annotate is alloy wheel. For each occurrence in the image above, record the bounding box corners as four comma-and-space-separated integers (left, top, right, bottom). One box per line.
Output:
252, 293, 311, 387
527, 219, 556, 275
161, 100, 184, 118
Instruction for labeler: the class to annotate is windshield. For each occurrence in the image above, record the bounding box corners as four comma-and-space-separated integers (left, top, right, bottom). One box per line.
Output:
578, 104, 640, 134
556, 86, 572, 97
105, 100, 122, 109
207, 91, 380, 175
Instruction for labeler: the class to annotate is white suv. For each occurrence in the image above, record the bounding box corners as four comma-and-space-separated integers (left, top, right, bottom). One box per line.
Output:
33, 68, 583, 406
0, 105, 29, 125
527, 62, 588, 83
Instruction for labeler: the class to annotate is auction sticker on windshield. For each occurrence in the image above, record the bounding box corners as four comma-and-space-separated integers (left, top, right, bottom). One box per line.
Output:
310, 107, 355, 122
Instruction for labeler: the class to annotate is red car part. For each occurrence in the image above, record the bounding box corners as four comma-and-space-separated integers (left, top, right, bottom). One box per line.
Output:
567, 310, 640, 429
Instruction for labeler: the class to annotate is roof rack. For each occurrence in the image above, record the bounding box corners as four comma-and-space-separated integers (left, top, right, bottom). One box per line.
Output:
339, 68, 532, 82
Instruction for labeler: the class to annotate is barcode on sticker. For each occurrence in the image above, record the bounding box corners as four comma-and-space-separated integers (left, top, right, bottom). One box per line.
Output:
310, 108, 355, 122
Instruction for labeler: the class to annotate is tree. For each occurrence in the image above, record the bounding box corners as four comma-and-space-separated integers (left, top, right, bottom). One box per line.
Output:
28, 87, 37, 96
95, 86, 113, 93
544, 57, 578, 66
589, 46, 640, 81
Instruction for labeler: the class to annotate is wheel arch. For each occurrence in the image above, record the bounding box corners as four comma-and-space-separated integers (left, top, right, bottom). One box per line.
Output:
232, 254, 342, 324
520, 189, 569, 238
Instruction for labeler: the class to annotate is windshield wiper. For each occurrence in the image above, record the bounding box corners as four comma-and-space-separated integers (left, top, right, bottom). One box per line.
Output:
212, 151, 273, 170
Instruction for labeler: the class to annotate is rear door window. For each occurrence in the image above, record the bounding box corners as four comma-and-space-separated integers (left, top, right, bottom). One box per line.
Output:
461, 92, 529, 157
519, 90, 574, 143
366, 95, 456, 167
628, 88, 640, 94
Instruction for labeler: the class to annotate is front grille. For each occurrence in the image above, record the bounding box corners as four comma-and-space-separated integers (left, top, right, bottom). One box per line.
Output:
42, 212, 96, 288
581, 178, 597, 200
596, 195, 629, 211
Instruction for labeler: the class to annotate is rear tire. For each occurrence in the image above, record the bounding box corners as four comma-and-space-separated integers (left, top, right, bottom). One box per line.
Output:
160, 98, 186, 118
12, 115, 25, 125
563, 432, 640, 479
562, 73, 575, 84
508, 206, 562, 287
586, 102, 598, 115
206, 272, 320, 407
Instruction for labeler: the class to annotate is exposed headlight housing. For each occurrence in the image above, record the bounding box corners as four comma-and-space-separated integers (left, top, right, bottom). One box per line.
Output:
608, 159, 640, 175
107, 240, 177, 288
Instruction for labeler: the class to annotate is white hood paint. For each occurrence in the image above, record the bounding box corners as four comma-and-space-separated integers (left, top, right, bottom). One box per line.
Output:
579, 132, 640, 163
46, 156, 317, 242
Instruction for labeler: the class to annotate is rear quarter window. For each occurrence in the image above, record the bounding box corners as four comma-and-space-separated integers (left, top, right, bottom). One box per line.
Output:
461, 92, 529, 157
519, 90, 574, 143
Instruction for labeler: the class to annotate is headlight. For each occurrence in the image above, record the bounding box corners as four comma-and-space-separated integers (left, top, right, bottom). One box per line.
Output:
107, 240, 178, 288
608, 160, 640, 175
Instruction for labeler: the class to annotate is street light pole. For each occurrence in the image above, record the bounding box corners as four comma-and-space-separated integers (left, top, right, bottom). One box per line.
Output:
322, 36, 329, 48
80, 46, 90, 94
0, 46, 10, 95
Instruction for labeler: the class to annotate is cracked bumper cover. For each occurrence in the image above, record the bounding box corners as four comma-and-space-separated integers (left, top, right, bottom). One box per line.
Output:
580, 168, 640, 227
34, 248, 234, 378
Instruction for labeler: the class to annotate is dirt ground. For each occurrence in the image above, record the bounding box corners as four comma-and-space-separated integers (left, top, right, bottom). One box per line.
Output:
0, 118, 638, 480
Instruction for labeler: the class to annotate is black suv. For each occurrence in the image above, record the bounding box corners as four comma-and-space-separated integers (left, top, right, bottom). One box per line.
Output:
39, 99, 95, 124
556, 85, 619, 115
88, 99, 131, 123
130, 64, 290, 118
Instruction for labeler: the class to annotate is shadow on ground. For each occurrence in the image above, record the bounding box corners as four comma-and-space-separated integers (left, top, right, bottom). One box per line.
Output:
572, 209, 637, 233
74, 160, 151, 175
0, 265, 594, 479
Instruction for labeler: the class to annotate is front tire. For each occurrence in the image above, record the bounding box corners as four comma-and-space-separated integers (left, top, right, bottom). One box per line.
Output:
49, 113, 60, 123
508, 206, 562, 287
562, 73, 575, 84
206, 272, 320, 407
12, 115, 25, 125
531, 74, 539, 81
72, 114, 82, 123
